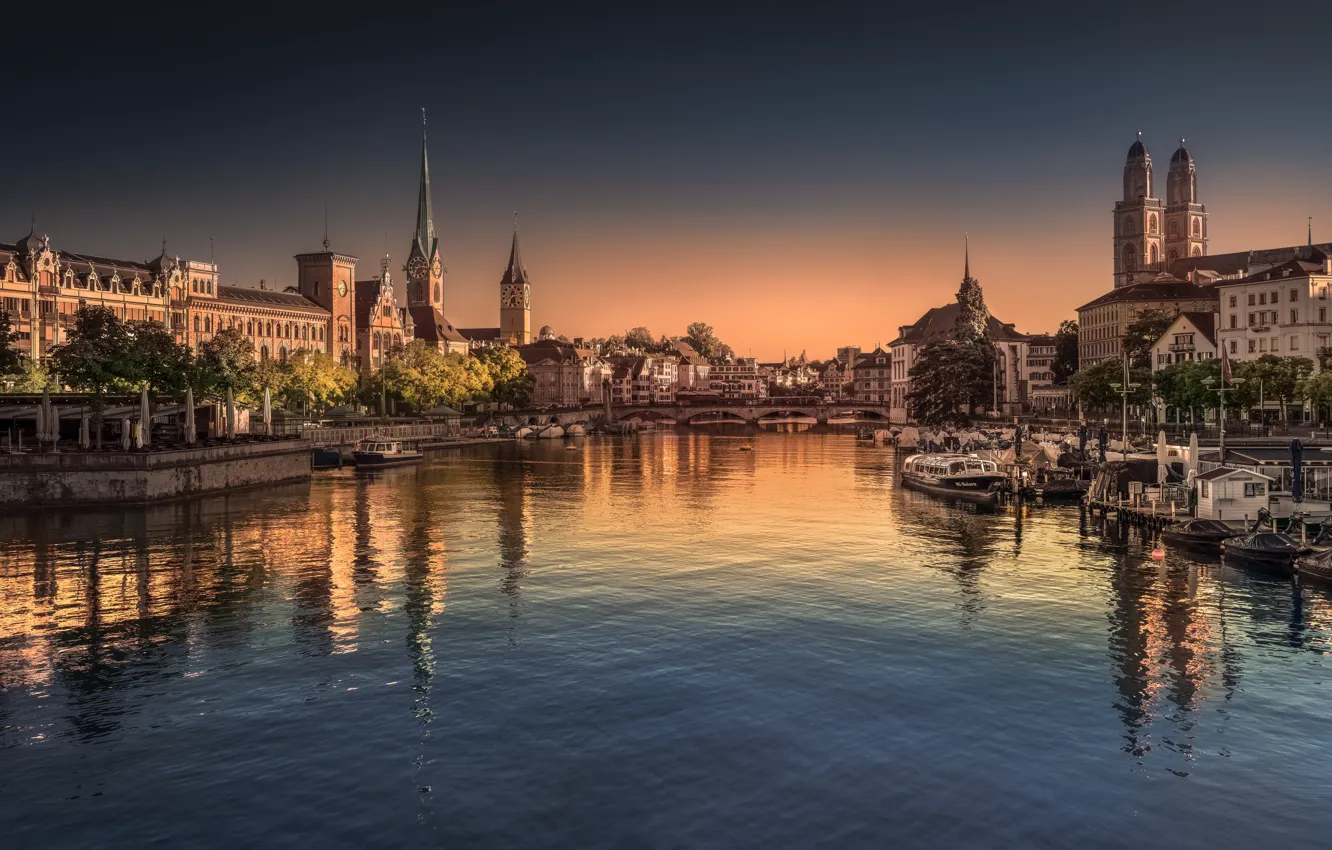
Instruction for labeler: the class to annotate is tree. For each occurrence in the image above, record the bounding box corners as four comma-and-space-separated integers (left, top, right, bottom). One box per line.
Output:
50, 304, 131, 395
906, 338, 996, 426
1069, 358, 1151, 411
8, 359, 58, 393
1302, 371, 1332, 423
475, 345, 534, 409
1123, 309, 1176, 368
1245, 354, 1314, 421
684, 321, 735, 361
283, 350, 359, 412
1052, 319, 1079, 383
624, 327, 655, 352
0, 310, 22, 376
124, 320, 193, 395
195, 327, 256, 399
1154, 359, 1221, 424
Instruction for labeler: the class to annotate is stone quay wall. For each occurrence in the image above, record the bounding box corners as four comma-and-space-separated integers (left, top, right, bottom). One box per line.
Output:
0, 440, 312, 508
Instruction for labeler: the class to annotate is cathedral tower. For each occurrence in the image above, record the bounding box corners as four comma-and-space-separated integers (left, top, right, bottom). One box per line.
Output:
1164, 140, 1207, 266
1113, 134, 1164, 288
405, 121, 444, 312
500, 220, 532, 345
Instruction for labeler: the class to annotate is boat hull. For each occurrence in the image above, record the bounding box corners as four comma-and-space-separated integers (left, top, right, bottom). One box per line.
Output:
901, 474, 1002, 505
1220, 534, 1305, 573
352, 452, 424, 468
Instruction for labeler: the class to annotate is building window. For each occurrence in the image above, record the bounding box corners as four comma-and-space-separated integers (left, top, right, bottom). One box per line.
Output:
1272, 290, 1280, 303
1230, 340, 1238, 354
1292, 309, 1299, 324
1249, 293, 1256, 306
1321, 308, 1327, 323
1292, 288, 1300, 301
1230, 315, 1237, 329
1248, 339, 1256, 353
1291, 336, 1300, 351
1229, 295, 1237, 308
1245, 482, 1265, 497
194, 315, 201, 332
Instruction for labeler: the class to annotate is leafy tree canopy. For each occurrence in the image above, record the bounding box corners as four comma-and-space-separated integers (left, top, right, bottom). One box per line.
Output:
1123, 309, 1177, 368
1053, 319, 1079, 383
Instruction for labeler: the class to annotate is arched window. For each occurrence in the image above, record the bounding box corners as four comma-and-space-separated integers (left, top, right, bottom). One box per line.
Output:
247, 319, 254, 335
266, 321, 273, 337
261, 345, 269, 361
1169, 221, 1179, 238
1123, 217, 1136, 236
279, 346, 288, 363
194, 315, 201, 332
204, 316, 212, 333
1192, 219, 1201, 236
394, 334, 402, 347
1191, 245, 1202, 256
1149, 244, 1158, 264
302, 325, 309, 341
1123, 243, 1137, 271
1168, 248, 1179, 262
1148, 214, 1157, 234
433, 283, 440, 303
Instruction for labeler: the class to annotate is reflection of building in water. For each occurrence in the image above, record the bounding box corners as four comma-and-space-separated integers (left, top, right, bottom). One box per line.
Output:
495, 459, 530, 614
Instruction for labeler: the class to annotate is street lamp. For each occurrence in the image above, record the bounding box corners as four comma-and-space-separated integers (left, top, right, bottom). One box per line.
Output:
1204, 374, 1245, 464
1109, 379, 1141, 451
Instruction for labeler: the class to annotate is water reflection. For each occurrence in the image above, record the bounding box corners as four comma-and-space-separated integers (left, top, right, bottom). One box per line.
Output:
3, 435, 1332, 846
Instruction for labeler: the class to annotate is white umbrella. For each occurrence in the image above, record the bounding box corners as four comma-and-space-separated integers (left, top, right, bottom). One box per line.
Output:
1187, 431, 1199, 478
225, 386, 236, 440
139, 385, 152, 448
263, 388, 272, 436
1156, 430, 1169, 485
40, 389, 53, 445
79, 414, 90, 450
184, 387, 196, 445
121, 417, 132, 451
34, 401, 44, 448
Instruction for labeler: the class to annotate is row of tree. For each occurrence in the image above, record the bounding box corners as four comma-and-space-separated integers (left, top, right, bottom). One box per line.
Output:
591, 322, 736, 361
1071, 353, 1329, 422
0, 304, 533, 415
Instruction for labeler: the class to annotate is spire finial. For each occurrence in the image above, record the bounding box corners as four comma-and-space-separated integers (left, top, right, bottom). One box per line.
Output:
1310, 216, 1313, 247
1137, 129, 1142, 139
1180, 136, 1186, 147
422, 107, 426, 130
161, 236, 166, 255
323, 199, 330, 250
514, 210, 519, 231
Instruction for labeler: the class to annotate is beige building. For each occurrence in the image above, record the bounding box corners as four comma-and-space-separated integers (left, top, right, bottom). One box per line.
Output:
355, 255, 412, 373
709, 358, 764, 399
1150, 312, 1216, 371
518, 339, 610, 407
853, 347, 892, 403
1214, 252, 1332, 363
1077, 274, 1217, 367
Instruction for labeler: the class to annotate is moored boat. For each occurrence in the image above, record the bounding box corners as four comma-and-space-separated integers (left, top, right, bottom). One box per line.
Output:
1220, 530, 1306, 573
1296, 547, 1332, 582
900, 453, 1006, 505
352, 437, 424, 468
1030, 477, 1087, 501
1161, 518, 1245, 554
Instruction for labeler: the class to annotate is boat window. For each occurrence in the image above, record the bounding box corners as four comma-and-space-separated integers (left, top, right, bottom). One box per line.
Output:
948, 462, 964, 474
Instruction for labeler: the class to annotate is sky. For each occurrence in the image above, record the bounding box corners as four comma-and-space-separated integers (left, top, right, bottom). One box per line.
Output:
5, 3, 1332, 359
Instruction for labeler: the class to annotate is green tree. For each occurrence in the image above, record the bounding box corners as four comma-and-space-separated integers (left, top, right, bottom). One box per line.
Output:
906, 338, 996, 426
1243, 355, 1315, 420
475, 345, 533, 408
1123, 309, 1177, 368
0, 310, 22, 376
124, 320, 192, 395
9, 359, 58, 392
624, 327, 655, 352
283, 350, 359, 412
1052, 319, 1079, 382
684, 321, 735, 361
1069, 358, 1151, 411
1302, 371, 1332, 423
195, 327, 257, 399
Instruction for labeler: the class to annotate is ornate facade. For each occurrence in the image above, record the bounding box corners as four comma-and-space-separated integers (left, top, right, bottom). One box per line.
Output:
355, 254, 412, 373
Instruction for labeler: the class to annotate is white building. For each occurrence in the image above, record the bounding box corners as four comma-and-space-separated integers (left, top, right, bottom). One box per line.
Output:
710, 358, 764, 399
1194, 467, 1272, 522
1150, 312, 1217, 371
1214, 253, 1332, 364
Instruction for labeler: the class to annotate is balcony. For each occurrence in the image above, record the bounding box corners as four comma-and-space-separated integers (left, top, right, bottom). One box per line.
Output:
1167, 342, 1195, 353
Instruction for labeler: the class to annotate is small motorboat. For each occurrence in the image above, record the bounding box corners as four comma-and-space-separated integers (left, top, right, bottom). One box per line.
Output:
312, 447, 344, 470
1029, 477, 1087, 501
538, 424, 565, 439
1296, 545, 1332, 582
352, 437, 424, 468
1161, 519, 1246, 554
1220, 530, 1307, 573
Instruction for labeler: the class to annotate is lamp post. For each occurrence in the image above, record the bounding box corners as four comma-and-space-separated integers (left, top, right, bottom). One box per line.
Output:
1204, 374, 1245, 464
1109, 379, 1141, 451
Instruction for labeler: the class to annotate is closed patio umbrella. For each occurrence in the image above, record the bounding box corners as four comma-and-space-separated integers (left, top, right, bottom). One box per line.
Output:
263, 388, 272, 436
1187, 431, 1199, 480
1156, 431, 1169, 485
139, 385, 152, 448
34, 402, 44, 449
184, 387, 196, 445
121, 417, 131, 451
1292, 439, 1304, 505
79, 414, 90, 450
225, 386, 236, 440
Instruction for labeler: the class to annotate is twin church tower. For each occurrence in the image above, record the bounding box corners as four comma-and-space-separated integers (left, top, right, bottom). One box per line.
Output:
1111, 133, 1208, 289
404, 120, 532, 346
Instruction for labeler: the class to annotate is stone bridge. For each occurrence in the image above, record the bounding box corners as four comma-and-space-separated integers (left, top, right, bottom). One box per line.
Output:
506, 403, 895, 426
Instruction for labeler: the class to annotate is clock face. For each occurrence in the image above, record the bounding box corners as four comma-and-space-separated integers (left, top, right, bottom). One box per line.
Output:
337, 280, 348, 297
431, 258, 442, 277
407, 256, 427, 282
503, 285, 526, 308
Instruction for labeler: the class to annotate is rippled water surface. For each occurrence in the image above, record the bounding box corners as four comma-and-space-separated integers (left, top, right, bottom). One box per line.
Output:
4, 434, 1332, 848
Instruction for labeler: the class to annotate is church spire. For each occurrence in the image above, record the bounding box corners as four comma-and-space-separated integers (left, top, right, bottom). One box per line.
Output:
964, 233, 970, 280
502, 213, 528, 285
414, 109, 435, 258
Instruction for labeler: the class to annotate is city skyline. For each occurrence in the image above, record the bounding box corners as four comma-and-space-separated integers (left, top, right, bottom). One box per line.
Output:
5, 5, 1332, 359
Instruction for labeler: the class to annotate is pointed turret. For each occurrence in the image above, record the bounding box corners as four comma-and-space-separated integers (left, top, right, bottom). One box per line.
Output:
502, 224, 528, 285
413, 126, 435, 260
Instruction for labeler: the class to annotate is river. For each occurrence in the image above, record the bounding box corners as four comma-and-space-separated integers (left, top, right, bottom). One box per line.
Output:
2, 433, 1331, 848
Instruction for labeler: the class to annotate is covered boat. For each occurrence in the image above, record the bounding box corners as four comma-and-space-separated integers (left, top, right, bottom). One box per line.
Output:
1161, 518, 1245, 554
352, 437, 424, 468
1296, 547, 1332, 583
1220, 530, 1307, 573
900, 453, 1006, 505
1030, 477, 1087, 501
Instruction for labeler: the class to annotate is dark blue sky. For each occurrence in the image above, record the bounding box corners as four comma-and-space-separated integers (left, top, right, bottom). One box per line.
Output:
6, 3, 1331, 356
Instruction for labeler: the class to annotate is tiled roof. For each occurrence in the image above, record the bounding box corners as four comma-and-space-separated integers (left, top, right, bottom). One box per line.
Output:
1178, 311, 1216, 345
457, 327, 503, 341
1240, 258, 1325, 283
1171, 243, 1332, 279
891, 303, 1031, 345
353, 278, 391, 327
218, 285, 329, 313
408, 306, 468, 343
1076, 274, 1215, 311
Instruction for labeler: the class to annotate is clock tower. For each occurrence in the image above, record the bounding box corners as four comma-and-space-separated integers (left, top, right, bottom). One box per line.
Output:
500, 221, 531, 345
295, 236, 358, 364
406, 123, 444, 312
